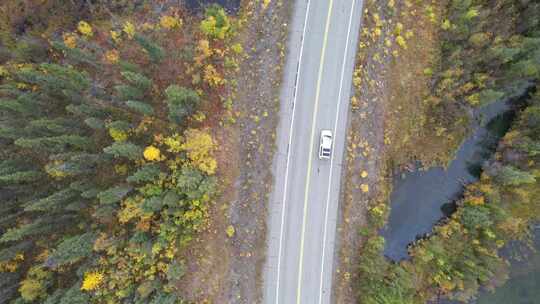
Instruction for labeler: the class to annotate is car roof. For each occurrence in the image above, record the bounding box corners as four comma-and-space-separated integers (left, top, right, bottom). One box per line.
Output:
322, 135, 332, 146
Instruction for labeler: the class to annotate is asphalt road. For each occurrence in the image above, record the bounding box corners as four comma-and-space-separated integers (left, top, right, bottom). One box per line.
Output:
263, 0, 364, 303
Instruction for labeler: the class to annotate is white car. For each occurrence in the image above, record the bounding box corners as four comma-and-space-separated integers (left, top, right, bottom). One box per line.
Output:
319, 130, 332, 160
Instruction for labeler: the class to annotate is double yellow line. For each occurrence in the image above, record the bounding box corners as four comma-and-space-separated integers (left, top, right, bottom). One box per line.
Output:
295, 0, 335, 302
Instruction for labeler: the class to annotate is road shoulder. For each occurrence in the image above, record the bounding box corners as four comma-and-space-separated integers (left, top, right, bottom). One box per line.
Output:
224, 1, 293, 303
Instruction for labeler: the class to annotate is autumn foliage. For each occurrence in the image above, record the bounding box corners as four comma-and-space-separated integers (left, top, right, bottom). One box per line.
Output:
0, 2, 238, 303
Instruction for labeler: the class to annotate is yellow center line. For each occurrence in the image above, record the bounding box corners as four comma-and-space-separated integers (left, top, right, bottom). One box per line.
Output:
295, 0, 334, 303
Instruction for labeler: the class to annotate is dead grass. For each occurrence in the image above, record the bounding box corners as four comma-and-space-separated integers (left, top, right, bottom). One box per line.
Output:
383, 0, 464, 167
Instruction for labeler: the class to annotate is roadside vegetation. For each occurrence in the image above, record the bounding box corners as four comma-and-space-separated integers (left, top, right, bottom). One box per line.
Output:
344, 0, 540, 303
0, 1, 244, 303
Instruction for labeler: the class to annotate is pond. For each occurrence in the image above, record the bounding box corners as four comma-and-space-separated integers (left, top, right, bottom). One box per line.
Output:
476, 227, 540, 304
438, 228, 540, 304
380, 100, 515, 261
184, 0, 240, 14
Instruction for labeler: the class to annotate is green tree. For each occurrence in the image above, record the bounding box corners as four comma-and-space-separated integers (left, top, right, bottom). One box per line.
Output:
165, 85, 200, 124
24, 189, 80, 212
121, 71, 152, 92
14, 135, 92, 153
135, 34, 165, 63
47, 232, 96, 268
494, 165, 536, 186
200, 5, 231, 40
115, 84, 144, 100
103, 142, 143, 160
126, 100, 155, 116
127, 163, 162, 183
98, 185, 132, 205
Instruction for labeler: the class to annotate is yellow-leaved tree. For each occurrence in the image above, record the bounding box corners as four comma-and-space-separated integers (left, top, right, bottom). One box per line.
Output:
181, 128, 217, 175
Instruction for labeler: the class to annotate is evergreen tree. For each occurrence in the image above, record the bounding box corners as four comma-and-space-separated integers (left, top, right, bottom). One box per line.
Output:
47, 232, 96, 268
97, 185, 132, 205
115, 84, 144, 100
24, 189, 80, 212
57, 284, 89, 304
83, 117, 105, 130
121, 71, 152, 92
14, 135, 93, 153
495, 165, 536, 186
103, 142, 143, 160
126, 100, 155, 116
0, 159, 42, 184
127, 163, 161, 183
134, 34, 165, 63
165, 85, 200, 124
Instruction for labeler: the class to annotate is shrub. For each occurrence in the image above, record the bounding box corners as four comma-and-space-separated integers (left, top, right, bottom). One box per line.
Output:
200, 5, 231, 40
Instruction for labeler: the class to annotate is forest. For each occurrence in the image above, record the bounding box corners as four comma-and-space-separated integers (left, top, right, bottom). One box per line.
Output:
355, 0, 540, 303
0, 1, 240, 303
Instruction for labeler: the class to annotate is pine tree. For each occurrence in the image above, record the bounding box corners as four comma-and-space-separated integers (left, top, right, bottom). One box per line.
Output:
14, 135, 93, 153
126, 100, 154, 116
51, 41, 99, 68
115, 84, 144, 100
0, 125, 24, 140
26, 118, 80, 135
0, 160, 42, 184
165, 85, 200, 124
24, 189, 80, 212
495, 165, 536, 186
57, 284, 89, 304
0, 272, 20, 304
0, 220, 49, 243
0, 95, 36, 115
148, 292, 178, 304
121, 71, 152, 92
0, 215, 76, 243
66, 103, 109, 118
134, 34, 165, 63
97, 185, 132, 205
45, 153, 106, 178
83, 117, 105, 130
103, 142, 143, 160
0, 242, 32, 262
14, 63, 90, 97
127, 163, 161, 183
46, 232, 96, 268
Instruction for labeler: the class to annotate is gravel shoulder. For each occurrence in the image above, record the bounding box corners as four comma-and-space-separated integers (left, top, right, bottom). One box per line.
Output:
222, 0, 292, 302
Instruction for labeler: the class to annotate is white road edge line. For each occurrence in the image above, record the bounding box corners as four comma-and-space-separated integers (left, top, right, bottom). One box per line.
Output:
317, 0, 357, 303
296, 0, 335, 302
274, 0, 312, 303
